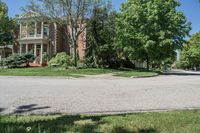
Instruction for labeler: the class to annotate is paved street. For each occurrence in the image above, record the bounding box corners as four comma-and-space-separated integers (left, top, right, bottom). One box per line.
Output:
0, 75, 200, 114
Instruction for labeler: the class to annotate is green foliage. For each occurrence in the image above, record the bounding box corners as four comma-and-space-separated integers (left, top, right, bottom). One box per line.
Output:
116, 0, 191, 70
85, 2, 120, 68
77, 60, 88, 69
1, 110, 200, 133
0, 67, 117, 77
1, 53, 35, 68
179, 32, 200, 69
0, 0, 16, 46
48, 52, 72, 68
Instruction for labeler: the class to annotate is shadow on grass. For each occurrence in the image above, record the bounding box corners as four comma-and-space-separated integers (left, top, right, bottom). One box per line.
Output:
0, 114, 157, 133
113, 126, 157, 133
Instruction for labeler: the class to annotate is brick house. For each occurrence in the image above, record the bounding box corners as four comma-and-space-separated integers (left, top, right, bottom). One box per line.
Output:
15, 11, 86, 66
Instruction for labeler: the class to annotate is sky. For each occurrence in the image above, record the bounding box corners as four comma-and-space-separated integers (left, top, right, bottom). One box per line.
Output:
3, 0, 200, 35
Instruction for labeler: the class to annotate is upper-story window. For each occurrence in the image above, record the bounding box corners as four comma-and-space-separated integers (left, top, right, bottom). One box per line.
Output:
28, 22, 35, 37
43, 22, 49, 37
37, 22, 41, 35
21, 22, 27, 38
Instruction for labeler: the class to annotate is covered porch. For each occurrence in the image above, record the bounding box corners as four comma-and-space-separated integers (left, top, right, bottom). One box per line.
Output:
18, 39, 51, 65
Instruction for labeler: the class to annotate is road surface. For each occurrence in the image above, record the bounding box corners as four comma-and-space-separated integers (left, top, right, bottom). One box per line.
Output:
0, 75, 200, 114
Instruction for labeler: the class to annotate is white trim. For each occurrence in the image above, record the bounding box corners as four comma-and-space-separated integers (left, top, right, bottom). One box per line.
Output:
18, 11, 41, 19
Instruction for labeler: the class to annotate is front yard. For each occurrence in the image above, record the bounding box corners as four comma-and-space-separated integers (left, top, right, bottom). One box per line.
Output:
0, 67, 159, 78
1, 110, 200, 133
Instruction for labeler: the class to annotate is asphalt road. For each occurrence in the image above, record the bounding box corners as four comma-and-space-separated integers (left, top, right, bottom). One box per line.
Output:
0, 75, 200, 115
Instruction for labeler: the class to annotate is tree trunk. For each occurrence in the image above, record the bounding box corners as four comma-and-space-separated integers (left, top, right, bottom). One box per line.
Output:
146, 57, 150, 71
73, 39, 77, 67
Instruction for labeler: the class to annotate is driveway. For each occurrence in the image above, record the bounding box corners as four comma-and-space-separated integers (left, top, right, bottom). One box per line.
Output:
0, 75, 200, 115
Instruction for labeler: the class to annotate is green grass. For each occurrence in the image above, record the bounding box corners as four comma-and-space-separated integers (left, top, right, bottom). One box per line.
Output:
1, 110, 200, 133
0, 67, 116, 77
114, 70, 159, 77
0, 67, 158, 78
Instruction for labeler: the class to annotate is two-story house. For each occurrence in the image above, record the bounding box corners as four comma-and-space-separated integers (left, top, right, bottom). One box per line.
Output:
16, 11, 86, 66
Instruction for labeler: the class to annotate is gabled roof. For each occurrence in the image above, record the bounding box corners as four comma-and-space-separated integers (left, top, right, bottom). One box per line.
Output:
18, 11, 41, 19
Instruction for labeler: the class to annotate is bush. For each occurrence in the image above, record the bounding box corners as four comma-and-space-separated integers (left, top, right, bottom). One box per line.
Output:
77, 60, 87, 69
48, 52, 72, 68
2, 53, 35, 68
0, 59, 4, 68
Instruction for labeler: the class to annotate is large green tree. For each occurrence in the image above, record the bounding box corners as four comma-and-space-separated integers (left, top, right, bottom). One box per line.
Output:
116, 0, 191, 70
85, 1, 119, 68
179, 32, 200, 69
0, 0, 14, 46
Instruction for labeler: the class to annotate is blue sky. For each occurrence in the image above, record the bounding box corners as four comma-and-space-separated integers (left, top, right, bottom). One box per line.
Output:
3, 0, 200, 35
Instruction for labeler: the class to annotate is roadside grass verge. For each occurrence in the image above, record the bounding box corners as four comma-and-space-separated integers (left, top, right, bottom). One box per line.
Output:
1, 110, 200, 133
113, 69, 159, 78
0, 67, 116, 77
0, 67, 159, 78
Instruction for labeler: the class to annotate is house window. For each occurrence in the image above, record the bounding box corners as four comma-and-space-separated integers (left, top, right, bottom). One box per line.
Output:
43, 26, 49, 37
37, 22, 41, 35
28, 22, 35, 37
21, 22, 27, 38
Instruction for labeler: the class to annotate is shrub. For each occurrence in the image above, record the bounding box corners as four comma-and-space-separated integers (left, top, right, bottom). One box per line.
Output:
77, 60, 87, 69
48, 52, 72, 68
0, 59, 4, 67
2, 53, 35, 68
23, 53, 35, 66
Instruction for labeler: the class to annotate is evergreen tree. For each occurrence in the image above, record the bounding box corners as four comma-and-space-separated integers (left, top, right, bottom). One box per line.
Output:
85, 1, 119, 68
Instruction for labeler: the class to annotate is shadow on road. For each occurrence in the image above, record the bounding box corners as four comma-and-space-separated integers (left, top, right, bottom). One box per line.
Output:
14, 104, 51, 114
162, 73, 200, 76
162, 70, 200, 76
0, 108, 5, 113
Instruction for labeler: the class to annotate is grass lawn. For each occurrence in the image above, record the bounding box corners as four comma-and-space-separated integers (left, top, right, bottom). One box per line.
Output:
1, 110, 200, 133
0, 67, 158, 78
0, 67, 116, 77
114, 70, 159, 77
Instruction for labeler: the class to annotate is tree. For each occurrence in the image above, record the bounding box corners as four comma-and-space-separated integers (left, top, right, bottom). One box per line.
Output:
179, 32, 200, 69
0, 0, 14, 46
85, 1, 119, 68
23, 0, 97, 67
116, 0, 191, 70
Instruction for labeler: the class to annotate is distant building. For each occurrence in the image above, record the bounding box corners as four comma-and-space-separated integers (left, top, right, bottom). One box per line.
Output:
15, 11, 86, 65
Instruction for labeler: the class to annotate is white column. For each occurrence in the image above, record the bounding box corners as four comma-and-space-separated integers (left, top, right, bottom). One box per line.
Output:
47, 43, 49, 56
19, 44, 22, 55
35, 21, 37, 38
26, 44, 28, 53
34, 44, 37, 57
40, 43, 43, 64
20, 23, 22, 39
26, 23, 28, 38
41, 22, 44, 38
54, 23, 57, 54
